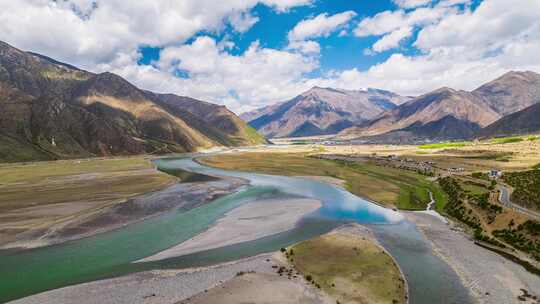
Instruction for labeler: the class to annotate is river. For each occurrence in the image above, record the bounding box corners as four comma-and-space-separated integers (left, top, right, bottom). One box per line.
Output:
0, 156, 472, 303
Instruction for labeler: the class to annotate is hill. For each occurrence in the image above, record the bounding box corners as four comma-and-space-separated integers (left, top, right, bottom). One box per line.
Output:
478, 102, 540, 137
473, 71, 540, 116
0, 41, 265, 162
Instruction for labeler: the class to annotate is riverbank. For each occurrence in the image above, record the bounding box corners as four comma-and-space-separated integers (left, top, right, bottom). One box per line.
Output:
0, 157, 176, 249
405, 211, 540, 304
139, 198, 322, 262
9, 253, 281, 304
0, 157, 247, 250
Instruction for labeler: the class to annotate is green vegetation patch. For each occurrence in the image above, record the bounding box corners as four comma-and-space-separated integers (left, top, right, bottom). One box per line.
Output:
493, 220, 540, 261
289, 232, 407, 304
491, 137, 524, 144
460, 151, 513, 162
503, 170, 540, 212
418, 141, 470, 149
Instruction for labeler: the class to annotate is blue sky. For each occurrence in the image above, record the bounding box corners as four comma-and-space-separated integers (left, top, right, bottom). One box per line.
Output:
139, 0, 482, 76
1, 0, 538, 113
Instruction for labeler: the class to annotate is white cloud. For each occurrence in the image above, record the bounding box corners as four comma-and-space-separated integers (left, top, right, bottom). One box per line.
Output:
319, 0, 540, 97
287, 40, 321, 54
228, 11, 260, 33
393, 0, 432, 9
0, 0, 311, 69
354, 10, 407, 37
112, 36, 319, 113
355, 3, 457, 53
288, 11, 357, 41
372, 27, 413, 52
261, 0, 314, 12
1, 0, 539, 115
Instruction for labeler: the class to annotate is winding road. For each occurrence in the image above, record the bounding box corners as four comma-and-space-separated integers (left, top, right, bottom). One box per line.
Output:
497, 185, 540, 220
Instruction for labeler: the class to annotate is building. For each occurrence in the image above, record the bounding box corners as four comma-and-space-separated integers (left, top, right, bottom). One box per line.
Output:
489, 169, 502, 179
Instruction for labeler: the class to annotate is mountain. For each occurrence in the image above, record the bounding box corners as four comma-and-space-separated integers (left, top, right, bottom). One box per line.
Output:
478, 102, 540, 137
241, 87, 410, 138
340, 71, 540, 142
341, 87, 499, 140
0, 41, 265, 162
473, 71, 540, 116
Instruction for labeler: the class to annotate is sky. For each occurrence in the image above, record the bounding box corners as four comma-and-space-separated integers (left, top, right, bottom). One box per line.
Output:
1, 0, 539, 114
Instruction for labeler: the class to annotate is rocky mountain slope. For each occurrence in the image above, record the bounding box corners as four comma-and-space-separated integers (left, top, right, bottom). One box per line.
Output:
473, 71, 540, 116
340, 71, 540, 142
478, 102, 540, 137
0, 41, 265, 162
242, 87, 410, 138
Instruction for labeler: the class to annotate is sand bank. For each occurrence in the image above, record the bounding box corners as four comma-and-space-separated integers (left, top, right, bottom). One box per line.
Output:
139, 198, 322, 262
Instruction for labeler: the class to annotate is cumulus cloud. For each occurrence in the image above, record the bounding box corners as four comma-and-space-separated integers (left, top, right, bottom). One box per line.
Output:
372, 27, 413, 52
0, 0, 311, 69
228, 11, 260, 33
0, 0, 539, 114
321, 0, 540, 97
288, 11, 357, 41
285, 11, 356, 56
111, 36, 318, 113
393, 0, 432, 9
287, 40, 321, 54
355, 3, 458, 53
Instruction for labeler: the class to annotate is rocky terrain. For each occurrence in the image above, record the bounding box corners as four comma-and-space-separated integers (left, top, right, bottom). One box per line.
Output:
0, 41, 265, 162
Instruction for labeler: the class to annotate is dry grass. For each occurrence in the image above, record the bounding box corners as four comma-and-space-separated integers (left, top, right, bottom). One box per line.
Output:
0, 157, 175, 245
323, 139, 540, 172
289, 230, 407, 304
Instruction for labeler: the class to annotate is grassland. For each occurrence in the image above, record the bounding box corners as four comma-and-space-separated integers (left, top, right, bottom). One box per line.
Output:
199, 152, 445, 210
288, 228, 407, 304
0, 157, 175, 247
491, 137, 524, 144
418, 141, 470, 149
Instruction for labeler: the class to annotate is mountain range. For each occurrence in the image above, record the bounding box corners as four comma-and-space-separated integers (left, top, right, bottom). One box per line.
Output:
0, 41, 265, 162
241, 87, 411, 138
244, 71, 540, 142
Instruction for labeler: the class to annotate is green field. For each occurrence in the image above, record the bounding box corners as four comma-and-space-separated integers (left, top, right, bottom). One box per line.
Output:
491, 137, 524, 144
289, 231, 407, 304
200, 153, 446, 211
418, 142, 470, 149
